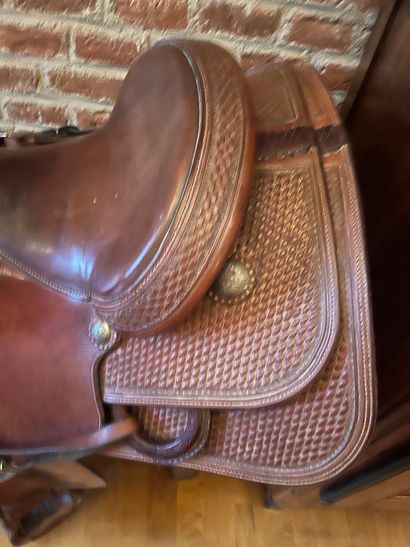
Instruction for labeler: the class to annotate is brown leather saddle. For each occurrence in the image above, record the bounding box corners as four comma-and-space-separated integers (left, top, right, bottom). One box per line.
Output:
0, 39, 376, 544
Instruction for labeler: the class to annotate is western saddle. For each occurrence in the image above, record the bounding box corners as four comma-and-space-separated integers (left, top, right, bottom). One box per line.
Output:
0, 40, 375, 544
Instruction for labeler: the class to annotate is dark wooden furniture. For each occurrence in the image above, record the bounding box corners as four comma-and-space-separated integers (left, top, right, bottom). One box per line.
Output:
267, 0, 410, 510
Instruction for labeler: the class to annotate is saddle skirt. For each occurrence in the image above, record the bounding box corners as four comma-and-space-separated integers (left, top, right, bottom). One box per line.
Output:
0, 40, 376, 542
101, 62, 376, 483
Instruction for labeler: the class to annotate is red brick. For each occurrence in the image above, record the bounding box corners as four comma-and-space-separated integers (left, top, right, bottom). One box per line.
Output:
0, 24, 65, 57
0, 66, 38, 92
319, 64, 356, 91
75, 33, 144, 68
48, 70, 123, 102
5, 101, 68, 125
76, 110, 110, 129
14, 0, 96, 13
194, 1, 280, 38
115, 0, 188, 30
286, 15, 353, 52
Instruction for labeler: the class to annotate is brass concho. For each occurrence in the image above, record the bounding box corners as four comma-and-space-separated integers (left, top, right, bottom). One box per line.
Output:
211, 259, 254, 302
89, 313, 117, 350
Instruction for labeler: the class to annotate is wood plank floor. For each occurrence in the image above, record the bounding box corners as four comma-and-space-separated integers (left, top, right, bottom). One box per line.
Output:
2, 457, 409, 547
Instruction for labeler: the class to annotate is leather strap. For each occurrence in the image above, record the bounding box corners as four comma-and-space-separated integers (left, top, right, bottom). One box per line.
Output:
1, 489, 79, 545
256, 124, 348, 160
0, 462, 104, 545
0, 417, 136, 481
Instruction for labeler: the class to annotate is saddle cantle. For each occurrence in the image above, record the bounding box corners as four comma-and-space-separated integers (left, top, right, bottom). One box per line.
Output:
0, 39, 255, 335
0, 40, 376, 544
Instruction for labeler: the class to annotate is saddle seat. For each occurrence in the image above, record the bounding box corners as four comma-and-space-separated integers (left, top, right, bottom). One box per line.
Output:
0, 40, 255, 335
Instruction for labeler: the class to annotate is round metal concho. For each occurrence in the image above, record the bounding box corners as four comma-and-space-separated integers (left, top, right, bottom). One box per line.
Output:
89, 316, 113, 349
211, 259, 254, 302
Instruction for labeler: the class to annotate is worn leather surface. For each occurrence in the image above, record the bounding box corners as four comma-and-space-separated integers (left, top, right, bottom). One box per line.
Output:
104, 62, 376, 484
0, 40, 255, 335
0, 262, 104, 449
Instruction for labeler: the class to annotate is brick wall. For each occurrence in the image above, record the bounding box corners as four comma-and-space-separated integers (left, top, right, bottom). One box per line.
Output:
0, 0, 381, 133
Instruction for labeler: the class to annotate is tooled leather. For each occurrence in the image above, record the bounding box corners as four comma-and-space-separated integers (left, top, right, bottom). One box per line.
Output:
135, 407, 191, 441
295, 64, 340, 129
101, 73, 339, 408
104, 144, 375, 484
247, 65, 309, 131
102, 62, 375, 483
126, 408, 211, 465
95, 40, 254, 334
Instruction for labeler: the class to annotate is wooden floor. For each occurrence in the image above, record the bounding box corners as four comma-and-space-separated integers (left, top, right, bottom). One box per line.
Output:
2, 457, 409, 547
